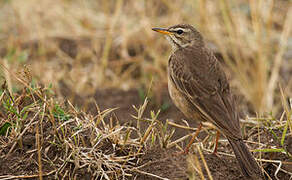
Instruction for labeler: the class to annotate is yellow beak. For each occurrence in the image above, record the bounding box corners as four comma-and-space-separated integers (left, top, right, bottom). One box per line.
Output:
152, 27, 171, 35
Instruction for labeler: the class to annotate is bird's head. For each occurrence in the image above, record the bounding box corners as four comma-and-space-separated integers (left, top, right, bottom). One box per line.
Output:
152, 24, 204, 50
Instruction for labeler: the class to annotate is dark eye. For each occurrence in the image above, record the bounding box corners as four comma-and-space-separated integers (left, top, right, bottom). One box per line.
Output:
177, 29, 183, 34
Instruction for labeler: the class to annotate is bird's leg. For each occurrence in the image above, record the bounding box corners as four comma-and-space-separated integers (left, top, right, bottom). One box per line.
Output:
212, 131, 220, 155
184, 123, 202, 154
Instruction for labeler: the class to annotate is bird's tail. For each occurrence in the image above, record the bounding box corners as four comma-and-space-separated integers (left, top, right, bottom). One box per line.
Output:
227, 138, 263, 179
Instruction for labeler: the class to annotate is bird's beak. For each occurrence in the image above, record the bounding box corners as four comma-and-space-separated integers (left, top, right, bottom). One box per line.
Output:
152, 27, 172, 35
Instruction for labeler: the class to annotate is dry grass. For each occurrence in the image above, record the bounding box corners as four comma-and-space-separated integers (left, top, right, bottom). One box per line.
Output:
0, 0, 291, 112
0, 75, 173, 179
0, 0, 292, 179
0, 68, 291, 179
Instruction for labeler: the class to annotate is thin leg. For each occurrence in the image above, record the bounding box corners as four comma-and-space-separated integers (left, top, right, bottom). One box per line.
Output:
212, 131, 220, 154
184, 123, 203, 153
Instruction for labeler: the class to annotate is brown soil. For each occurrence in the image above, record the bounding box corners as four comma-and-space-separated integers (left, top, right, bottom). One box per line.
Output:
1, 1, 291, 178
0, 87, 291, 179
59, 88, 292, 179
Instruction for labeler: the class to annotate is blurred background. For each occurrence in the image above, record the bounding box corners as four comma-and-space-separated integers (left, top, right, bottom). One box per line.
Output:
0, 0, 291, 116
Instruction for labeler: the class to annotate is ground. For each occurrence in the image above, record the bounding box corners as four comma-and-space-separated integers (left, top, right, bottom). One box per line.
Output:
84, 88, 292, 180
2, 88, 291, 179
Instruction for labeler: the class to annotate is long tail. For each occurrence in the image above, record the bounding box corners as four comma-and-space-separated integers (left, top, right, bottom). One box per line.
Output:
227, 138, 263, 179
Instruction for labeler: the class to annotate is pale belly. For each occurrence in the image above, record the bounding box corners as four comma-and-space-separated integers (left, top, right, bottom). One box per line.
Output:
168, 77, 202, 121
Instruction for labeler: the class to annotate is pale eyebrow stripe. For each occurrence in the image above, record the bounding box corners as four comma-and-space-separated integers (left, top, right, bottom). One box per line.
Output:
172, 28, 184, 32
171, 28, 191, 33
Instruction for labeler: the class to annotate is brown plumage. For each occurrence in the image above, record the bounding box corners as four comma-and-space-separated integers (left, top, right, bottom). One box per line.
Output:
152, 24, 263, 179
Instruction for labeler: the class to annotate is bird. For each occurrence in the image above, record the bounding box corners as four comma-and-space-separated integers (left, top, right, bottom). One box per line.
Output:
152, 24, 263, 179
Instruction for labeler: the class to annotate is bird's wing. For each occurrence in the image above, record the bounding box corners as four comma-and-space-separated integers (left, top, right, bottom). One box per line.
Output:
168, 49, 241, 139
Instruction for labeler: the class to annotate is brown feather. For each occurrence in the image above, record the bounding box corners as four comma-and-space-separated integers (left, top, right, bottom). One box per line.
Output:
168, 46, 241, 139
159, 24, 263, 179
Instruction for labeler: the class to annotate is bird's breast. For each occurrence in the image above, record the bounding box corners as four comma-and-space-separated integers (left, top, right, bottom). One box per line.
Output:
168, 75, 202, 121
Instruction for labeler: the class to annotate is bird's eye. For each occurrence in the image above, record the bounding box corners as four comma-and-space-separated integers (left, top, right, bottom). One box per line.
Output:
176, 29, 184, 34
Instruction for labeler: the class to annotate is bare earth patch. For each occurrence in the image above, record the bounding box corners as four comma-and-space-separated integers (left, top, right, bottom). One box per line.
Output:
2, 88, 289, 179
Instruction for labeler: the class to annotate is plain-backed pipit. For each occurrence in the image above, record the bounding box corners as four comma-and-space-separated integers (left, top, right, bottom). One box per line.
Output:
152, 24, 263, 179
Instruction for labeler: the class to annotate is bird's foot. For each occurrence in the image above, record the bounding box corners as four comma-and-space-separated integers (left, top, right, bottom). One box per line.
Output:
172, 148, 190, 156
211, 149, 221, 158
